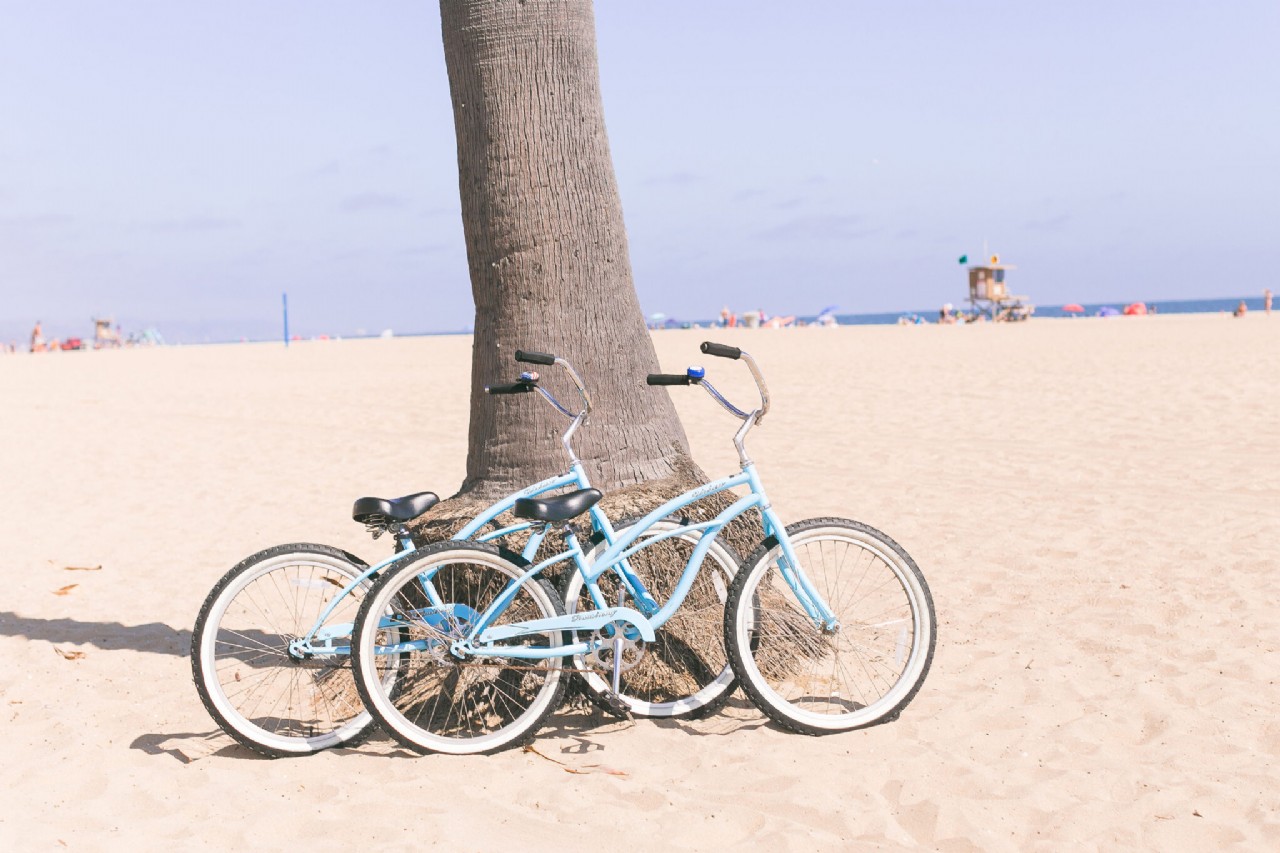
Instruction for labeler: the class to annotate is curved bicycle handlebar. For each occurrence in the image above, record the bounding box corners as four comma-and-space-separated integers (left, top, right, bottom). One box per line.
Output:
488, 349, 594, 466
688, 342, 771, 423
648, 344, 771, 465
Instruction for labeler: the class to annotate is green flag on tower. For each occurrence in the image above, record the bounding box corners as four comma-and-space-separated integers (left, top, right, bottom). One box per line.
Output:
958, 254, 968, 264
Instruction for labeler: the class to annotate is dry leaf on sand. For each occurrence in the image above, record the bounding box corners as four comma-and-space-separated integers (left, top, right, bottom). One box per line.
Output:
54, 648, 86, 661
53, 584, 79, 596
63, 565, 102, 572
522, 745, 628, 777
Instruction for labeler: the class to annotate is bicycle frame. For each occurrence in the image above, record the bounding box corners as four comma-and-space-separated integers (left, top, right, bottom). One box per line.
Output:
394, 458, 838, 664
292, 462, 624, 657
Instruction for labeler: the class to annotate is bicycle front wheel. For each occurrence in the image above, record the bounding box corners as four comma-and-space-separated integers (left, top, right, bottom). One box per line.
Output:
724, 518, 936, 734
352, 542, 567, 755
191, 543, 384, 757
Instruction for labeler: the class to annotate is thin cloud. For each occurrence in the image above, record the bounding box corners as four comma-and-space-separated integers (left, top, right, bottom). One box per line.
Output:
642, 172, 705, 187
149, 215, 240, 232
399, 244, 452, 256
0, 213, 74, 228
1025, 213, 1071, 231
755, 213, 876, 242
341, 192, 409, 213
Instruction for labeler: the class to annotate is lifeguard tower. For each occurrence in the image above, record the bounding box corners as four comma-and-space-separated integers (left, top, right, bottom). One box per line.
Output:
92, 317, 122, 348
966, 255, 1033, 322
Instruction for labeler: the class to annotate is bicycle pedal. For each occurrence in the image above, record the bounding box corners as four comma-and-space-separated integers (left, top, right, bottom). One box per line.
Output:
599, 691, 633, 720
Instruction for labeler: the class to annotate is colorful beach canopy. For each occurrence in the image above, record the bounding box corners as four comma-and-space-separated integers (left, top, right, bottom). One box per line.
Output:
1062, 303, 1084, 313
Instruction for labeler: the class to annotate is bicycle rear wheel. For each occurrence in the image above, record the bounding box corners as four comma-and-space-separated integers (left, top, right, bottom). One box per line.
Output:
352, 542, 567, 755
191, 543, 390, 757
563, 518, 740, 718
724, 518, 935, 734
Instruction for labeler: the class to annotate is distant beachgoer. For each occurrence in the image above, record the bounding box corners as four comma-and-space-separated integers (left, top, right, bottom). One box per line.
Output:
939, 303, 955, 324
30, 321, 45, 353
1233, 300, 1248, 318
719, 305, 732, 328
1265, 289, 1273, 315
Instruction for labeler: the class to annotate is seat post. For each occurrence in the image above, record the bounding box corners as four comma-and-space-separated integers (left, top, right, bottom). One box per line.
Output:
392, 523, 415, 552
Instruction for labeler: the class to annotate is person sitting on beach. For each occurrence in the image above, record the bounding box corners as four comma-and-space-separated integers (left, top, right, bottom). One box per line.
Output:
939, 303, 956, 324
1233, 300, 1248, 318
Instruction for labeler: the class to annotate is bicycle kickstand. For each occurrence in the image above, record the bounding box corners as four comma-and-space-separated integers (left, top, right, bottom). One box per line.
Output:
599, 586, 633, 720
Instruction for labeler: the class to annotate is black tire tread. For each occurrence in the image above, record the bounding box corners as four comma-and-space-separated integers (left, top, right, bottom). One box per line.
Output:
190, 542, 370, 759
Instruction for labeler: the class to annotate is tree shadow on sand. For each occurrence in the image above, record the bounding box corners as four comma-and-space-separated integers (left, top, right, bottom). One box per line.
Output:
0, 611, 189, 656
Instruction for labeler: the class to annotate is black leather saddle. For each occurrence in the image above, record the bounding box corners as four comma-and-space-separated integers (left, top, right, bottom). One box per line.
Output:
513, 488, 603, 523
352, 491, 439, 526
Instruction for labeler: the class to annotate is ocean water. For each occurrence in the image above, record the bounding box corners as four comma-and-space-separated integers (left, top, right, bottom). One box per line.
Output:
813, 295, 1271, 326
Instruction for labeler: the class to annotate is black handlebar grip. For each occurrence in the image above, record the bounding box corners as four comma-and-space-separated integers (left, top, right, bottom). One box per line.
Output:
485, 382, 537, 395
647, 373, 692, 386
514, 349, 556, 366
700, 341, 741, 360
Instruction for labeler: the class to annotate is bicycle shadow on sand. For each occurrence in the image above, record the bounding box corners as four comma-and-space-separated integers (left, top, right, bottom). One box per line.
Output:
0, 611, 190, 657
535, 693, 771, 757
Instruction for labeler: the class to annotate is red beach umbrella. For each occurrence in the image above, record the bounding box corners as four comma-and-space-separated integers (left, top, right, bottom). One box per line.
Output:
1062, 303, 1085, 313
1123, 302, 1147, 316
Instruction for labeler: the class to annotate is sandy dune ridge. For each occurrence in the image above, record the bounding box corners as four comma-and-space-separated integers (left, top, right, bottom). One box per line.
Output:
1, 314, 1276, 850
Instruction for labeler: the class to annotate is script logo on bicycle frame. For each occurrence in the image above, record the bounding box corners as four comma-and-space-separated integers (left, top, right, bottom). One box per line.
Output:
572, 608, 616, 623
689, 482, 721, 501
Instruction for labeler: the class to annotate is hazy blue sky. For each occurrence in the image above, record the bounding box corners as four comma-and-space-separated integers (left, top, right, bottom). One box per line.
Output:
3, 1, 1277, 343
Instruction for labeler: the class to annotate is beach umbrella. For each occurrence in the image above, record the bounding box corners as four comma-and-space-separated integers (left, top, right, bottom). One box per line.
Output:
1123, 302, 1147, 316
1097, 306, 1120, 317
1062, 303, 1084, 313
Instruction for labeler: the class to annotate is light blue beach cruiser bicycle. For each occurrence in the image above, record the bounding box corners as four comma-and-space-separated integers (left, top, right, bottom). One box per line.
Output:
350, 342, 937, 754
191, 351, 739, 757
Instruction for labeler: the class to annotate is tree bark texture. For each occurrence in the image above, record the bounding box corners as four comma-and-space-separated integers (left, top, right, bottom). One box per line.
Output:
439, 0, 698, 504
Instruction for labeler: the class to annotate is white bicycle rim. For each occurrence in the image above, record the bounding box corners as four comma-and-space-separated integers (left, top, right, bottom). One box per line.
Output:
198, 552, 375, 755
355, 549, 565, 755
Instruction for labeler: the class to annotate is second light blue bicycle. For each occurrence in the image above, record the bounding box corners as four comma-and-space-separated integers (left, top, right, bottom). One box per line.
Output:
350, 342, 936, 754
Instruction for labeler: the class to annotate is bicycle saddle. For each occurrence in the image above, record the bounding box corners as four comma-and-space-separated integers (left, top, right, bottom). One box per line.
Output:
513, 488, 603, 523
352, 491, 439, 526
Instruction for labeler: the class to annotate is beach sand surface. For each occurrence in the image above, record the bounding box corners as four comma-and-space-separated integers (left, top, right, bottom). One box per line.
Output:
1, 314, 1277, 850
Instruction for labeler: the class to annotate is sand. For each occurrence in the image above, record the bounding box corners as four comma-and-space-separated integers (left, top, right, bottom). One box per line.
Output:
1, 313, 1277, 850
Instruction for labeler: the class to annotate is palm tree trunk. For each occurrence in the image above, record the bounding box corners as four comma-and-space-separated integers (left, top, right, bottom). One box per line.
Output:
437, 0, 701, 507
